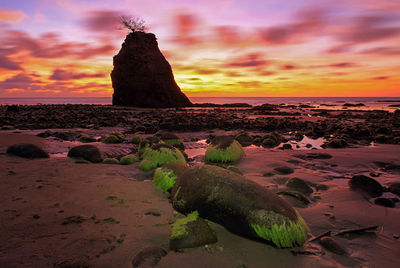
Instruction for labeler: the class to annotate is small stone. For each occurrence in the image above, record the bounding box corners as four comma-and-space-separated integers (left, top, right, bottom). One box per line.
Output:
349, 175, 383, 198
285, 178, 313, 195
374, 197, 395, 208
274, 166, 294, 175
131, 246, 167, 267
7, 143, 49, 159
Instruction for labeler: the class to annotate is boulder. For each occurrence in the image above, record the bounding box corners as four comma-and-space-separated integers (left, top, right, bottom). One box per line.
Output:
111, 31, 192, 108
7, 143, 49, 158
67, 145, 102, 163
205, 136, 244, 163
171, 165, 309, 248
169, 211, 217, 250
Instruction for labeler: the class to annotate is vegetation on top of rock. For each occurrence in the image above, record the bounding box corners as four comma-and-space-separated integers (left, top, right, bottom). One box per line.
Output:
205, 135, 244, 163
138, 144, 186, 171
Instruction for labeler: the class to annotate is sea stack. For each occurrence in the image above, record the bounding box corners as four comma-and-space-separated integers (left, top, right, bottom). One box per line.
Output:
111, 31, 192, 108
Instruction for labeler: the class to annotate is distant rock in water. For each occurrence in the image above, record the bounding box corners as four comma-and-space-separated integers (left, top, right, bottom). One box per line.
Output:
111, 31, 192, 108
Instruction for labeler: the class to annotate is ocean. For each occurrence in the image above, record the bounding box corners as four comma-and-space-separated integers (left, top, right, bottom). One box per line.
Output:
1, 97, 400, 111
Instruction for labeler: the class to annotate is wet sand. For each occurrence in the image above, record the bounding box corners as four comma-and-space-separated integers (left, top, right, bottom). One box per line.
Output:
1, 103, 400, 267
1, 129, 400, 268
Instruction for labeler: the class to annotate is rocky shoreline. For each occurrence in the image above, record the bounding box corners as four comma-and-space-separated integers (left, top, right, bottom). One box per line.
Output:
1, 104, 400, 267
1, 104, 399, 148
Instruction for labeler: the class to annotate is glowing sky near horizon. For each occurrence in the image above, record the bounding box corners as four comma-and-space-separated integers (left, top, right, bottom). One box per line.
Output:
0, 0, 399, 97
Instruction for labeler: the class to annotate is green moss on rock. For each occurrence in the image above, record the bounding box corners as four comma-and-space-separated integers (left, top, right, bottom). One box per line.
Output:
205, 136, 244, 163
131, 135, 141, 144
250, 211, 308, 248
103, 134, 121, 144
138, 136, 162, 158
170, 211, 199, 239
119, 154, 139, 165
155, 131, 185, 151
153, 163, 188, 192
139, 144, 186, 171
138, 159, 157, 171
102, 158, 120, 164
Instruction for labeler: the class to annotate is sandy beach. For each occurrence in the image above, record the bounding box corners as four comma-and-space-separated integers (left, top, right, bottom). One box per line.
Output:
1, 104, 400, 268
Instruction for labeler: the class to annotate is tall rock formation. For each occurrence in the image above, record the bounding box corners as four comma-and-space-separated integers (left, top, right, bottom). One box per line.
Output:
111, 31, 192, 107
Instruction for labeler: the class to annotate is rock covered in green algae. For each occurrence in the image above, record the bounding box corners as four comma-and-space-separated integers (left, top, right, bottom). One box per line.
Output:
130, 134, 141, 144
67, 145, 102, 163
119, 154, 139, 165
102, 158, 120, 164
102, 132, 124, 144
205, 135, 244, 164
7, 143, 49, 159
138, 144, 186, 171
153, 162, 188, 192
138, 136, 162, 158
155, 130, 185, 151
169, 211, 217, 250
171, 165, 309, 248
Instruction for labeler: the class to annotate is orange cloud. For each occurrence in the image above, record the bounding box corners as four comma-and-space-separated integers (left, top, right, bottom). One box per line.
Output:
0, 8, 26, 23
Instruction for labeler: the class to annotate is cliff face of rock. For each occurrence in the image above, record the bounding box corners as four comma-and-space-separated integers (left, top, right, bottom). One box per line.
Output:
111, 31, 192, 108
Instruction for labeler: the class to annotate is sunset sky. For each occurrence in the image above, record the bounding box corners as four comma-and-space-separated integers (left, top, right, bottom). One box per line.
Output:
0, 0, 399, 97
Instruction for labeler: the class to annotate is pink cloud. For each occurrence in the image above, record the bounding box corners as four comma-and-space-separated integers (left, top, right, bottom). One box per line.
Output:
226, 53, 268, 68
49, 69, 106, 80
0, 29, 115, 60
0, 73, 42, 91
259, 6, 327, 45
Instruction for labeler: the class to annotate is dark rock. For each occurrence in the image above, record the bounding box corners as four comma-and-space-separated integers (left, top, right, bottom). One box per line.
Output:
261, 133, 282, 148
169, 211, 218, 250
37, 130, 53, 138
276, 191, 311, 207
274, 166, 294, 175
131, 246, 167, 267
374, 197, 395, 208
6, 143, 49, 158
67, 145, 102, 163
285, 178, 313, 195
111, 31, 192, 108
319, 237, 348, 255
294, 153, 332, 160
343, 103, 365, 107
325, 138, 348, 148
235, 132, 253, 147
54, 259, 93, 268
282, 144, 292, 150
348, 175, 383, 197
389, 182, 400, 196
171, 165, 309, 248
